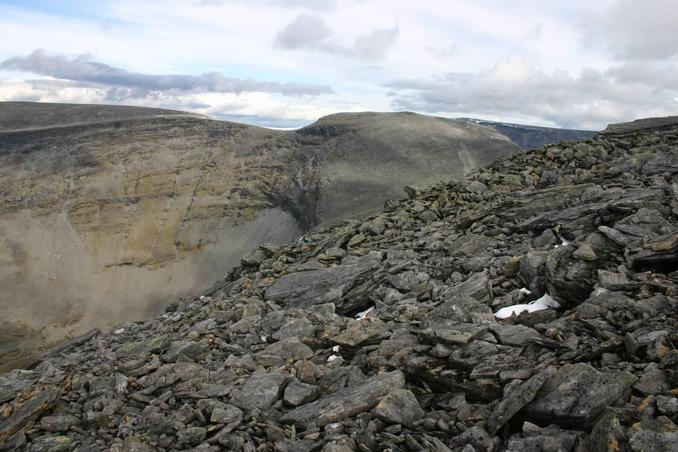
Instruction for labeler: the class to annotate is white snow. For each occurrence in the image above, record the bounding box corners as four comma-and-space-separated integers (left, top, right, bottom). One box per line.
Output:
260, 335, 267, 342
518, 287, 532, 295
555, 239, 571, 249
332, 345, 340, 352
494, 293, 560, 319
327, 354, 341, 363
113, 328, 125, 334
356, 306, 375, 320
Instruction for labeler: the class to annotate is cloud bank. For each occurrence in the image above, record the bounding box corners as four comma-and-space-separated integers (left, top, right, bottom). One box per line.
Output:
1, 0, 678, 129
1, 50, 332, 97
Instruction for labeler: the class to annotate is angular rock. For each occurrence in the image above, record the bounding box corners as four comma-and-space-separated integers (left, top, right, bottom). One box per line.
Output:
0, 387, 60, 443
230, 373, 288, 410
279, 371, 405, 427
283, 380, 321, 407
330, 317, 387, 347
491, 324, 541, 347
590, 411, 628, 452
487, 368, 554, 434
374, 389, 425, 426
210, 404, 243, 424
521, 363, 636, 429
264, 252, 382, 312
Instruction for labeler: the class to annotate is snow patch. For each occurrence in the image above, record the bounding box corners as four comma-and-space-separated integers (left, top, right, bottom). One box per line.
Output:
494, 293, 560, 319
332, 345, 340, 352
518, 287, 532, 295
327, 354, 341, 363
356, 306, 375, 320
113, 328, 125, 334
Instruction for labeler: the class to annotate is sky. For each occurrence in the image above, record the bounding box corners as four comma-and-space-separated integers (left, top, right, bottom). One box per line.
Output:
1, 0, 677, 129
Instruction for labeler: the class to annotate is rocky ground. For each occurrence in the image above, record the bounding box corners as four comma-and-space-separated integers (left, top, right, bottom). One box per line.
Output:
1, 116, 677, 451
0, 103, 520, 371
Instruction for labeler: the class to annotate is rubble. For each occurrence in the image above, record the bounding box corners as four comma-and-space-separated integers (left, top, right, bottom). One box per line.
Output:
1, 117, 677, 450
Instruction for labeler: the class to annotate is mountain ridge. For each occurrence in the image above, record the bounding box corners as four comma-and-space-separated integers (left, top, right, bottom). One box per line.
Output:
0, 102, 520, 370
0, 113, 675, 450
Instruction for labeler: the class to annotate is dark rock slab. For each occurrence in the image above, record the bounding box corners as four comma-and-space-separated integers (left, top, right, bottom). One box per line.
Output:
627, 417, 678, 452
283, 380, 321, 407
279, 370, 405, 427
374, 389, 425, 426
264, 252, 382, 312
521, 363, 636, 429
424, 272, 494, 325
626, 234, 678, 268
491, 324, 541, 347
487, 367, 554, 434
590, 411, 628, 452
45, 328, 100, 357
230, 373, 288, 410
0, 386, 60, 443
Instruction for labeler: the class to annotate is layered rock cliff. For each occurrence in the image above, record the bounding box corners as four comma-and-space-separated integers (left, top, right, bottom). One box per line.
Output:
0, 102, 520, 369
0, 115, 676, 451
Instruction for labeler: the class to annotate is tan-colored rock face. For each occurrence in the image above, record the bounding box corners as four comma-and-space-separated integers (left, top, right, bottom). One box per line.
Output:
0, 103, 520, 369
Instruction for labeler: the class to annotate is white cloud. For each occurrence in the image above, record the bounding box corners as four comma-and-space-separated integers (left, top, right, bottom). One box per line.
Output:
0, 0, 676, 128
388, 56, 678, 130
274, 14, 398, 59
1, 50, 333, 96
579, 0, 678, 60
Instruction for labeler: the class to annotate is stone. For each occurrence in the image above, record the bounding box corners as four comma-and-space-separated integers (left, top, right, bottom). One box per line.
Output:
0, 387, 60, 443
374, 389, 425, 426
264, 252, 382, 312
210, 404, 243, 424
632, 363, 668, 395
39, 415, 79, 433
279, 371, 405, 427
177, 427, 207, 446
573, 243, 597, 261
162, 340, 206, 363
522, 363, 636, 429
424, 272, 494, 325
597, 270, 631, 290
487, 368, 554, 434
491, 324, 541, 347
284, 380, 321, 407
25, 435, 73, 451
450, 426, 494, 452
517, 251, 547, 294
505, 426, 578, 452
272, 317, 316, 340
628, 417, 678, 452
230, 373, 288, 410
330, 317, 388, 347
387, 271, 429, 292
257, 338, 314, 366
656, 396, 678, 416
424, 323, 490, 346
241, 249, 266, 266
590, 411, 628, 452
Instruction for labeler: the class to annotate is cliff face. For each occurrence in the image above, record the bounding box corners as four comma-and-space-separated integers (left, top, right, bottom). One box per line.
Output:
0, 102, 520, 369
0, 115, 676, 451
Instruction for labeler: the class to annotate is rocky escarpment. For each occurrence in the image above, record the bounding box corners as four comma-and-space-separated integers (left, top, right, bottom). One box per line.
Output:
1, 116, 676, 451
0, 102, 520, 371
